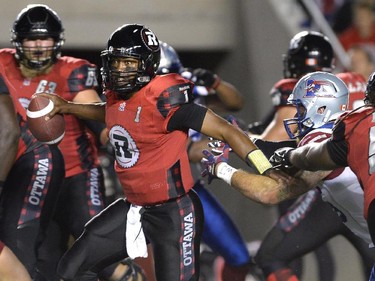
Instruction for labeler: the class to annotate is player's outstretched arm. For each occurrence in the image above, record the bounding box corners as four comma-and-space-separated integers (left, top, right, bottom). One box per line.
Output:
286, 140, 341, 171
200, 108, 273, 174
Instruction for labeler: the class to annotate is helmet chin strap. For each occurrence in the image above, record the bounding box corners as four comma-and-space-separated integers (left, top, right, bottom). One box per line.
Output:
19, 62, 53, 78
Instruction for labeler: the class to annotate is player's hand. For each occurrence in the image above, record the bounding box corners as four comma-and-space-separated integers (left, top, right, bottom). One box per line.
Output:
192, 68, 221, 89
269, 147, 295, 168
201, 143, 231, 184
36, 92, 69, 119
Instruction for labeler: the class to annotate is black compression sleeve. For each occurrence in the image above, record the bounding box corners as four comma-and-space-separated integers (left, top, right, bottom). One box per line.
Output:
167, 103, 208, 132
326, 139, 348, 166
253, 138, 298, 159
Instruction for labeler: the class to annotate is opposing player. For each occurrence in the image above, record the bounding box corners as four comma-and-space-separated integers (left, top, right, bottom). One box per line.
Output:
270, 70, 375, 281
249, 30, 337, 280
202, 71, 375, 280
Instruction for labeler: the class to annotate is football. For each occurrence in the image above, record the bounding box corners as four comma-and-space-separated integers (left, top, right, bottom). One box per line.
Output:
26, 95, 65, 145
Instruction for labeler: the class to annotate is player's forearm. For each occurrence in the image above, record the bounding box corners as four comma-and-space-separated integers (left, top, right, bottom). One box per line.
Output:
230, 169, 310, 204
65, 102, 106, 123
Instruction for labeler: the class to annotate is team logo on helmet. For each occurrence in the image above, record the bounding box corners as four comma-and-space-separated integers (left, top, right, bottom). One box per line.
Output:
305, 79, 336, 98
141, 28, 159, 51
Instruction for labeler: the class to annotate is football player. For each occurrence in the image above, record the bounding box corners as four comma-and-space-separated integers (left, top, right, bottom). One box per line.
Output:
39, 23, 275, 281
0, 4, 135, 281
203, 71, 375, 280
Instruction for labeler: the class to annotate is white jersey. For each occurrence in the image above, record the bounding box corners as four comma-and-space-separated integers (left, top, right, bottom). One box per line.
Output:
319, 167, 372, 246
300, 126, 373, 247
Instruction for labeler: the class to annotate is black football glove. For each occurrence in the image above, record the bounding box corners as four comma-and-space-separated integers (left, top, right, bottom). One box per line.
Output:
192, 68, 221, 89
269, 147, 295, 168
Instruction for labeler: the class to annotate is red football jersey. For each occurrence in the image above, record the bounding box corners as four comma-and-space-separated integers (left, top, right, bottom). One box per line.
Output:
105, 74, 195, 205
336, 72, 366, 110
269, 78, 298, 109
0, 59, 43, 160
332, 106, 375, 218
0, 49, 100, 177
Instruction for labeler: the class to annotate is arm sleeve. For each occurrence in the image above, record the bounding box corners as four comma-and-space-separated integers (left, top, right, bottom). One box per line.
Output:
253, 138, 298, 159
167, 103, 208, 132
326, 139, 348, 166
326, 120, 348, 166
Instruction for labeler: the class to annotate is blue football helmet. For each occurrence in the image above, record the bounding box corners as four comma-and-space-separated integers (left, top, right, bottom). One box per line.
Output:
284, 71, 349, 139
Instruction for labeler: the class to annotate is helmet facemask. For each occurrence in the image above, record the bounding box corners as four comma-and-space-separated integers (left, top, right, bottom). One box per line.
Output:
283, 101, 312, 139
15, 36, 62, 71
11, 5, 65, 72
101, 49, 152, 99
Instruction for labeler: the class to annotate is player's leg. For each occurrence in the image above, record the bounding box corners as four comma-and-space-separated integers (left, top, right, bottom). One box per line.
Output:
0, 242, 32, 281
143, 189, 204, 281
57, 198, 130, 280
0, 145, 64, 278
255, 190, 341, 281
342, 226, 375, 279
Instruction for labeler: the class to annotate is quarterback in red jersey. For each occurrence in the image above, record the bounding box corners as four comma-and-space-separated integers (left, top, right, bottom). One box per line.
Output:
40, 23, 275, 281
0, 4, 132, 280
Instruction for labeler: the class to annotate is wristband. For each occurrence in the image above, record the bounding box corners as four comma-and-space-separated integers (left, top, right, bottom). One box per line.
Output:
246, 149, 273, 174
216, 162, 238, 185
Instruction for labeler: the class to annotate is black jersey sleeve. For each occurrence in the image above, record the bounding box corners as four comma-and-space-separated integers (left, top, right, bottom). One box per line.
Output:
326, 139, 348, 166
326, 120, 348, 166
167, 103, 208, 132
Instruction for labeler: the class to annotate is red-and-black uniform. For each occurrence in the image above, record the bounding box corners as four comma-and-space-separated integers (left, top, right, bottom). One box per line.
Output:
57, 73, 206, 281
0, 60, 65, 279
0, 48, 109, 280
327, 106, 375, 242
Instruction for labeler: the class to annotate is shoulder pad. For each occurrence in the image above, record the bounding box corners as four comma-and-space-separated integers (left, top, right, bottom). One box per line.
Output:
156, 74, 194, 117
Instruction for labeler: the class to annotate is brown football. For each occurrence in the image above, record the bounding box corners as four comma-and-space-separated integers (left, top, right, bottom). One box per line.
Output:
26, 95, 65, 145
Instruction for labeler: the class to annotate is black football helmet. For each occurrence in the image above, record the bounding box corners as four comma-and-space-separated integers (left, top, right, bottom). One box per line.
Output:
157, 41, 184, 74
365, 71, 375, 105
283, 31, 334, 79
11, 4, 65, 69
101, 24, 160, 98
